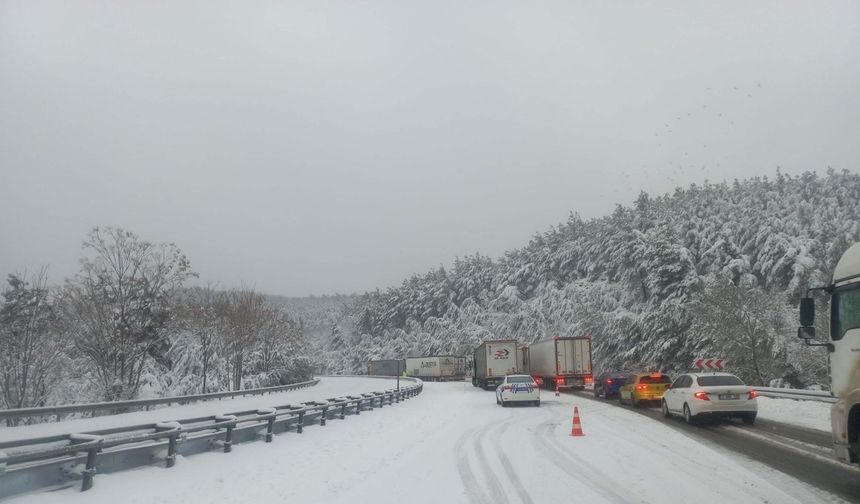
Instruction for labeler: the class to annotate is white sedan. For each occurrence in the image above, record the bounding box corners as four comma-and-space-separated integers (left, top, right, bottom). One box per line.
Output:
495, 375, 540, 407
662, 372, 757, 425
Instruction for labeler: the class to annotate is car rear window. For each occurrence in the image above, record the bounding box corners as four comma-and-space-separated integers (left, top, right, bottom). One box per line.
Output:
696, 375, 744, 386
507, 376, 535, 384
639, 375, 671, 384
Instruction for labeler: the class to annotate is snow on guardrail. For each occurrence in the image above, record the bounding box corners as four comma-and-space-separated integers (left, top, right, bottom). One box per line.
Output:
754, 387, 837, 403
0, 377, 424, 500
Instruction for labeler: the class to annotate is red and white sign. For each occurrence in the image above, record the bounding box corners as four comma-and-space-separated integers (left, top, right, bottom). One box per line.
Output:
693, 358, 725, 370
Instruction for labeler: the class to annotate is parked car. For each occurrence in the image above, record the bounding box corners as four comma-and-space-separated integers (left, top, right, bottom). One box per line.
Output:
619, 372, 671, 407
593, 371, 629, 399
495, 375, 540, 407
662, 373, 758, 425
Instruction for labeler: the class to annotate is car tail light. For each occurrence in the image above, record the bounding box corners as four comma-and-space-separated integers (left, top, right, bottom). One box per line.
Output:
534, 376, 543, 386
556, 377, 564, 385
693, 391, 710, 401
606, 379, 613, 384
748, 389, 758, 400
585, 376, 593, 384
635, 384, 647, 390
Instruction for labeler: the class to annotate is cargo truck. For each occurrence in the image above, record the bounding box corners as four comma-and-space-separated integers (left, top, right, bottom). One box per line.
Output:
527, 336, 593, 390
405, 355, 466, 381
798, 242, 860, 467
472, 340, 521, 390
367, 359, 404, 377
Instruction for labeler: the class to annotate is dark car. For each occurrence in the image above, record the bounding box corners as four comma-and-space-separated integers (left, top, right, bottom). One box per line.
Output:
593, 371, 629, 399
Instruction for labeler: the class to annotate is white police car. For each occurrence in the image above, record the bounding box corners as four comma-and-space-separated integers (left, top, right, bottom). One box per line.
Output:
495, 375, 540, 407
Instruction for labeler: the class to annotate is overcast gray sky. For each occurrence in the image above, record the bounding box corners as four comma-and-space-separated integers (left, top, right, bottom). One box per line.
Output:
1, 1, 859, 296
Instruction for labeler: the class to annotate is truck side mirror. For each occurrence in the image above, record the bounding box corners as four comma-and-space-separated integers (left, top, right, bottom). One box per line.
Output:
797, 326, 816, 340
799, 297, 815, 327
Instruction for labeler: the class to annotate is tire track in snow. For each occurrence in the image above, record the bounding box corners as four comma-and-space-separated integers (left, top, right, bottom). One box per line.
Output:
455, 427, 494, 504
534, 406, 648, 504
493, 422, 536, 504
472, 419, 511, 504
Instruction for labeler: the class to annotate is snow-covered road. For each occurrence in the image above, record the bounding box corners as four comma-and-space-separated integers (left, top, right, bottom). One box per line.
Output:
10, 381, 847, 504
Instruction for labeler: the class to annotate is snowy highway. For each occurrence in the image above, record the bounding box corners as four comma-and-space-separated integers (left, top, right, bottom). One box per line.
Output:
8, 381, 854, 504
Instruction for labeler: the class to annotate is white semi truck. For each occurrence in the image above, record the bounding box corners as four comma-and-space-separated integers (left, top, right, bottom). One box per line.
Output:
527, 336, 593, 390
798, 242, 860, 466
405, 355, 466, 381
472, 340, 521, 390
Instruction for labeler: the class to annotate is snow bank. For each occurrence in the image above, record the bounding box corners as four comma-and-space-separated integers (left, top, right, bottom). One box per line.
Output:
0, 377, 398, 442
755, 396, 831, 432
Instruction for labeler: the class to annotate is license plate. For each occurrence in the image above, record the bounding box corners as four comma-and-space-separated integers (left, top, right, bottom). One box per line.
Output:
718, 394, 739, 400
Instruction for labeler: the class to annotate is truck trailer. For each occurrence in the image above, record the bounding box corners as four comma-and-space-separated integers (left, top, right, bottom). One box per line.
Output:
367, 359, 404, 377
472, 340, 521, 390
405, 355, 466, 381
527, 336, 593, 390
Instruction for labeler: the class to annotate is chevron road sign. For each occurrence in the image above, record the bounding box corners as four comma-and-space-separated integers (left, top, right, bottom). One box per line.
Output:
692, 358, 725, 371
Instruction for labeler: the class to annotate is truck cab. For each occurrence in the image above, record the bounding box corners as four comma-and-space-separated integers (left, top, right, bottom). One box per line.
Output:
798, 242, 860, 465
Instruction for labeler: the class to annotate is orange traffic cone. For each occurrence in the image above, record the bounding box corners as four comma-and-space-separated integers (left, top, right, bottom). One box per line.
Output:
570, 406, 584, 437
555, 385, 560, 397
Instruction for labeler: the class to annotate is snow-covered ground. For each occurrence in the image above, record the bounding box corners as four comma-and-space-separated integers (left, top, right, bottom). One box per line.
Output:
755, 396, 831, 432
0, 377, 398, 442
9, 381, 845, 504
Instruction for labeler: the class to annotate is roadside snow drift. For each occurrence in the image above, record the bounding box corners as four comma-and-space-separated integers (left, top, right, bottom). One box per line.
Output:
0, 377, 398, 442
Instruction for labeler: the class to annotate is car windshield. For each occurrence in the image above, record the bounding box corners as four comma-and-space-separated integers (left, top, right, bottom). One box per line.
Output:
1, 2, 853, 502
639, 375, 671, 384
697, 375, 745, 386
507, 377, 535, 384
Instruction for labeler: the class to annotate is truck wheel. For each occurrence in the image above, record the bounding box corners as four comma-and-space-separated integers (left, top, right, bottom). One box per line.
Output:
741, 413, 756, 425
472, 377, 477, 387
535, 400, 541, 407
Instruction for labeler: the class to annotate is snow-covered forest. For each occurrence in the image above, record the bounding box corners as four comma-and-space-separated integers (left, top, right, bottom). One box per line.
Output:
0, 228, 311, 418
313, 169, 859, 387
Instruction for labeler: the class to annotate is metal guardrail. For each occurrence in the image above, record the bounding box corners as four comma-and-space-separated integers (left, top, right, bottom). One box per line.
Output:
0, 376, 423, 500
755, 387, 837, 403
0, 379, 320, 424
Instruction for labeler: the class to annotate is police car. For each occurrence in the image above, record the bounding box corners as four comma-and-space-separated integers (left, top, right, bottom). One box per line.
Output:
495, 375, 540, 407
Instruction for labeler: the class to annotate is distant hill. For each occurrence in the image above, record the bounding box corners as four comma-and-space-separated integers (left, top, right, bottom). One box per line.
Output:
307, 169, 859, 385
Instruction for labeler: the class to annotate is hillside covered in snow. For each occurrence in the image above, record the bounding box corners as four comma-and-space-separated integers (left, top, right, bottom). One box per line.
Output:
309, 169, 858, 386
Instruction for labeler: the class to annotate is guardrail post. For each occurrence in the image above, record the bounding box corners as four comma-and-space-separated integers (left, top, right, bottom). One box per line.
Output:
257, 408, 276, 443
297, 411, 304, 433
355, 399, 361, 415
320, 406, 327, 426
379, 394, 384, 408
155, 421, 182, 468
70, 434, 103, 492
215, 415, 237, 453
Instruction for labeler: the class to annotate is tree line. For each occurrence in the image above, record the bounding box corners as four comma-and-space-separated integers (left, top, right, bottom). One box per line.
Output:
0, 227, 310, 421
